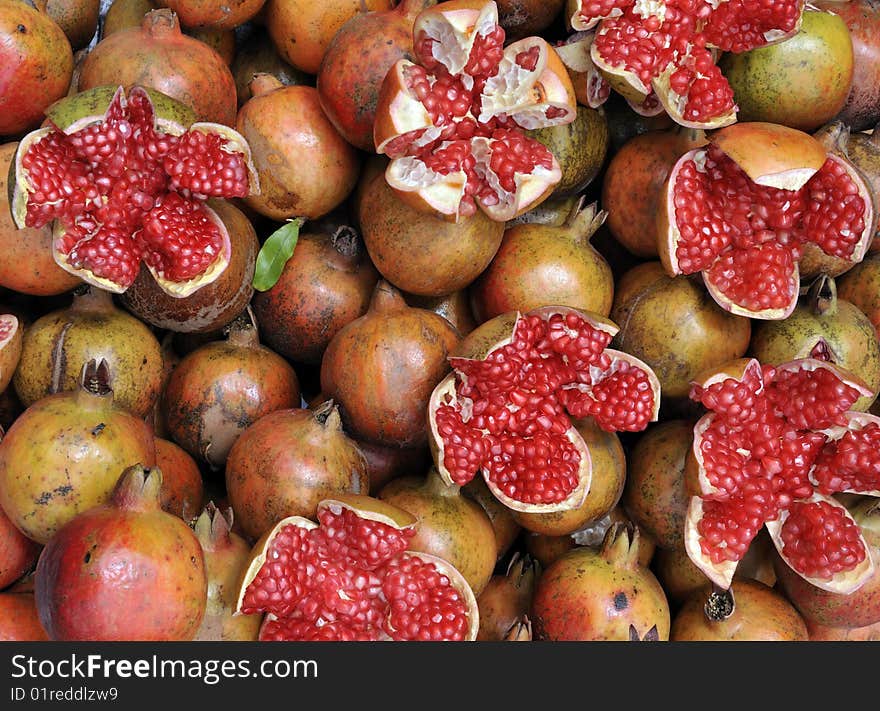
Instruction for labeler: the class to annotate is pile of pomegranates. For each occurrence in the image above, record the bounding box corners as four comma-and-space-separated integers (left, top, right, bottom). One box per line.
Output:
3, 0, 880, 644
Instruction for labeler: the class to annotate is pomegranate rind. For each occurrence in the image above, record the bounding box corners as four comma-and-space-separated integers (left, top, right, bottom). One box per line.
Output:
0, 314, 22, 394
683, 496, 740, 590
813, 412, 880, 498
373, 61, 439, 156
653, 65, 738, 131
554, 32, 611, 109
765, 492, 875, 594
317, 495, 419, 531
412, 0, 500, 80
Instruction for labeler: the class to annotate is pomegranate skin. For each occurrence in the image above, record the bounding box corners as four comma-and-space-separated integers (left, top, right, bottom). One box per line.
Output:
0, 593, 49, 640
154, 438, 205, 521
34, 467, 207, 641
0, 506, 40, 590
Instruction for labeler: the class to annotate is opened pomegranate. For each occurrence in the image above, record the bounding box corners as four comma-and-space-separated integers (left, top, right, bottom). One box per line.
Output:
193, 503, 262, 641
428, 306, 660, 515
659, 122, 874, 319
0, 359, 157, 545
569, 0, 805, 128
11, 84, 258, 296
373, 0, 577, 221
235, 494, 479, 641
531, 523, 670, 641
684, 356, 880, 594
476, 552, 539, 640
0, 313, 22, 395
35, 464, 207, 641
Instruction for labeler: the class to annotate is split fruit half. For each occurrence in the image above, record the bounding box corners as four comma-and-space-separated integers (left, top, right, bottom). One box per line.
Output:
10, 85, 259, 297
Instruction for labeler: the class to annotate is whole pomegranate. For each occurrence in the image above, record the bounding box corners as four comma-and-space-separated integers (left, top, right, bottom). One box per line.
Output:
0, 359, 157, 545
462, 477, 521, 561
35, 464, 207, 641
378, 466, 498, 596
46, 0, 100, 50
317, 0, 435, 151
0, 0, 73, 136
162, 314, 301, 469
225, 402, 370, 541
251, 226, 380, 365
357, 157, 505, 297
531, 524, 670, 641
471, 199, 613, 322
476, 553, 540, 641
0, 593, 48, 640
237, 75, 361, 221
671, 580, 808, 641
405, 291, 478, 338
838, 253, 880, 336
154, 438, 205, 521
610, 262, 752, 400
601, 125, 707, 258
358, 438, 431, 495
13, 286, 165, 418
193, 503, 261, 641
163, 0, 267, 29
321, 280, 460, 448
0, 504, 40, 590
231, 28, 309, 107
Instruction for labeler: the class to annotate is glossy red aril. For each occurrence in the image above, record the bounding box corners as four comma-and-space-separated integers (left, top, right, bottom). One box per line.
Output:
373, 0, 577, 221
659, 122, 874, 319
235, 495, 479, 641
684, 356, 880, 594
10, 85, 258, 297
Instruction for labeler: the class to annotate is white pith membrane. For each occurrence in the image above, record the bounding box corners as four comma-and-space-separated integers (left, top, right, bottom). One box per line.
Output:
662, 129, 874, 320
427, 307, 660, 514
685, 357, 880, 593
570, 0, 805, 128
234, 498, 479, 641
374, 0, 576, 221
12, 86, 258, 298
553, 31, 611, 109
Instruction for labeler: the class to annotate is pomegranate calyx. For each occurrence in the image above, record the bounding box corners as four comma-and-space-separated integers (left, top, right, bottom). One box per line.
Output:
110, 464, 164, 512
504, 615, 532, 641
193, 502, 235, 551
703, 585, 736, 623
600, 521, 641, 569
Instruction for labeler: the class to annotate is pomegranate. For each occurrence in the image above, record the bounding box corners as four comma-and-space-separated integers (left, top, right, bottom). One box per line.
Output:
554, 30, 612, 112
237, 76, 361, 221
102, 0, 160, 35
0, 359, 157, 545
684, 357, 880, 594
154, 438, 205, 521
622, 419, 692, 550
476, 552, 539, 640
251, 226, 380, 365
497, 0, 565, 41
428, 306, 660, 514
162, 313, 301, 469
265, 0, 394, 75
119, 199, 259, 334
601, 125, 707, 259
569, 0, 806, 128
531, 523, 670, 641
46, 0, 100, 50
231, 28, 309, 107
406, 291, 478, 338
462, 476, 521, 560
0, 142, 80, 296
35, 464, 207, 640
193, 503, 261, 641
0, 0, 73, 137
235, 494, 480, 640
10, 84, 259, 296
750, 274, 880, 412
188, 27, 236, 65
719, 9, 855, 133
13, 285, 164, 418
0, 313, 22, 395
378, 466, 498, 596
524, 530, 576, 569
359, 438, 431, 495
373, 0, 578, 222
503, 616, 532, 640
79, 9, 238, 126
321, 280, 460, 448
225, 402, 369, 541
670, 580, 808, 641
601, 91, 675, 154
357, 157, 505, 297
814, 1, 880, 132
570, 505, 658, 566
512, 417, 626, 536
838, 254, 880, 341
610, 263, 752, 402
471, 199, 613, 322
317, 0, 437, 152
774, 498, 880, 629
0, 593, 48, 640
0, 504, 40, 590
659, 122, 874, 320
163, 0, 266, 29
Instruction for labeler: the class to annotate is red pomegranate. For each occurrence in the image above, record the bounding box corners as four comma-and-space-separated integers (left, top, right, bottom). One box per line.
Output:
531, 523, 670, 641
0, 0, 73, 136
0, 504, 40, 590
79, 10, 238, 126
321, 280, 461, 448
0, 593, 49, 640
377, 466, 498, 596
154, 438, 205, 521
317, 0, 436, 151
162, 314, 301, 469
251, 226, 380, 365
193, 503, 261, 641
224, 402, 370, 541
476, 553, 540, 641
35, 464, 207, 640
0, 359, 157, 545
237, 75, 361, 221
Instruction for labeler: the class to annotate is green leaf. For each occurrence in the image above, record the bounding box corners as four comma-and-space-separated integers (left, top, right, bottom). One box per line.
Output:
252, 217, 306, 292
